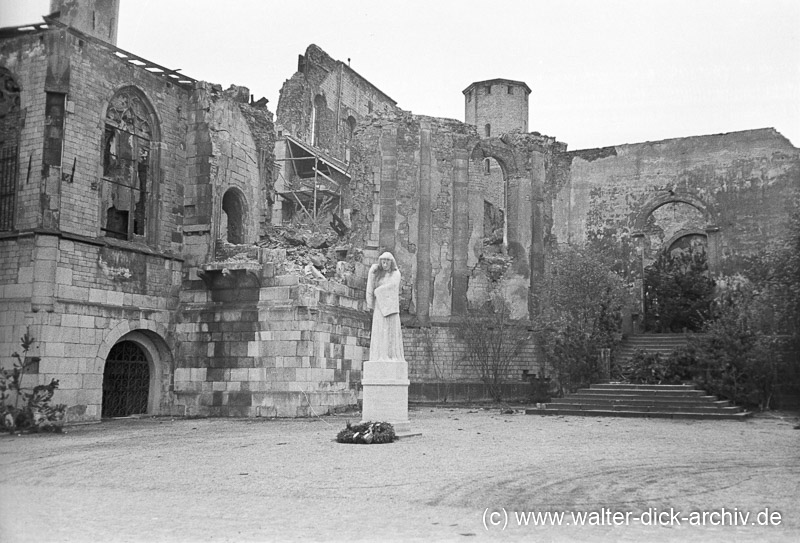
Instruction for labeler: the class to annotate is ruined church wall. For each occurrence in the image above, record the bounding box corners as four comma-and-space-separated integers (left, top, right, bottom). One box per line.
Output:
181, 84, 275, 275
46, 31, 187, 246
351, 112, 481, 317
0, 29, 189, 420
551, 129, 800, 273
0, 33, 49, 234
349, 113, 544, 393
275, 45, 397, 162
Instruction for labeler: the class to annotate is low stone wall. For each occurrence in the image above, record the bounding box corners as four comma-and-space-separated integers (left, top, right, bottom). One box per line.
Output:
409, 381, 540, 403
402, 322, 543, 384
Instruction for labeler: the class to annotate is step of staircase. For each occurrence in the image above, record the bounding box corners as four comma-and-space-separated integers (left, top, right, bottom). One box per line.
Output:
614, 334, 699, 369
526, 383, 751, 420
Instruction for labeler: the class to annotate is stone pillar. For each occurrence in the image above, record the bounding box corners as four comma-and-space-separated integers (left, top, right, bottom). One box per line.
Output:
506, 174, 532, 261
361, 359, 410, 433
705, 225, 721, 276
529, 162, 545, 317
415, 128, 432, 324
378, 128, 397, 253
631, 231, 646, 334
451, 148, 469, 315
529, 165, 545, 279
31, 233, 58, 312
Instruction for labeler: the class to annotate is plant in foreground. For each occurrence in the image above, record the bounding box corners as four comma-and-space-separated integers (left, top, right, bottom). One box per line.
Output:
1, 329, 66, 433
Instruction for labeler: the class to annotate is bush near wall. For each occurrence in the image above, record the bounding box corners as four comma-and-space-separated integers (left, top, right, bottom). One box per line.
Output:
1, 329, 65, 433
535, 246, 628, 394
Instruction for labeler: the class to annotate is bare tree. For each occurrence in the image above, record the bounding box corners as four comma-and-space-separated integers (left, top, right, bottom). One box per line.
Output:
456, 298, 532, 402
420, 326, 456, 402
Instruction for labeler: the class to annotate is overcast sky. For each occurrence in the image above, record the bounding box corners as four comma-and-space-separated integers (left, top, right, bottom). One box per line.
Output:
1, 0, 798, 150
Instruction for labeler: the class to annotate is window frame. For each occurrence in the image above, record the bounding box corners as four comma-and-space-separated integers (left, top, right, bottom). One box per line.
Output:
100, 87, 159, 244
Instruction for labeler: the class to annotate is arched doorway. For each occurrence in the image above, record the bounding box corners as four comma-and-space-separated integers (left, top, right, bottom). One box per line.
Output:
641, 202, 714, 332
102, 340, 150, 417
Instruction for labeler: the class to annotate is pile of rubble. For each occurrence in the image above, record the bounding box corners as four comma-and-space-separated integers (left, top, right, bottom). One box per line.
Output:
214, 224, 364, 286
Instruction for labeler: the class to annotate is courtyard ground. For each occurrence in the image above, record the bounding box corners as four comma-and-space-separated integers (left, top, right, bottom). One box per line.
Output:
0, 406, 798, 542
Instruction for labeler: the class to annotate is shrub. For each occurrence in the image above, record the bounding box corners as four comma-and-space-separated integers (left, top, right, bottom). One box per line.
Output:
644, 243, 714, 333
689, 303, 788, 410
1, 329, 66, 434
535, 246, 627, 394
623, 348, 696, 385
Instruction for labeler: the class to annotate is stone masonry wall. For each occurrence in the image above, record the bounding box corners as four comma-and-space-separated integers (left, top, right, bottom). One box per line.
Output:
174, 252, 370, 417
465, 80, 529, 135
350, 111, 481, 318
275, 44, 398, 163
550, 129, 800, 281
0, 27, 189, 420
0, 32, 48, 233
403, 323, 542, 402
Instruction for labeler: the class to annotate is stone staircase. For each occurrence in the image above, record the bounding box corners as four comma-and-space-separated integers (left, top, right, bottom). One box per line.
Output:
614, 333, 693, 366
526, 383, 751, 420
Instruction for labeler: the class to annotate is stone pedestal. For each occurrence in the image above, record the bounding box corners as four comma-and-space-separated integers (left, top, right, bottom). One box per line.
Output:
361, 359, 411, 433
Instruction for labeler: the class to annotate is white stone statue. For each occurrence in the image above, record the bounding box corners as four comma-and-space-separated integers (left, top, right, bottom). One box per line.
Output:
365, 251, 405, 362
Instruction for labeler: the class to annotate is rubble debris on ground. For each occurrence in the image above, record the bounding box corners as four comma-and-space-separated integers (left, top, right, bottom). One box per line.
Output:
213, 223, 365, 286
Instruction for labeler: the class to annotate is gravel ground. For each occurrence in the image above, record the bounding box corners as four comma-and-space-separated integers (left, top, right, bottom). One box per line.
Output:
0, 406, 798, 542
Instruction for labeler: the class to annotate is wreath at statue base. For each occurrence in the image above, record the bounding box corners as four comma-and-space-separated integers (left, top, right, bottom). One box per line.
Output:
336, 421, 395, 444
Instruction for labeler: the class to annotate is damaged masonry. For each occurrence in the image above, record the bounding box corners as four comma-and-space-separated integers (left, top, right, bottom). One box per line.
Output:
0, 2, 798, 421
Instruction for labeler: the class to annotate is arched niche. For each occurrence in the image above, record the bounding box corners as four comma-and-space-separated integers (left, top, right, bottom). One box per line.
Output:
221, 187, 249, 244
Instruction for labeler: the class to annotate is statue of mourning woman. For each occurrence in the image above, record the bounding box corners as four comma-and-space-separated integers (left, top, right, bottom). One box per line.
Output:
365, 252, 405, 362
362, 251, 410, 432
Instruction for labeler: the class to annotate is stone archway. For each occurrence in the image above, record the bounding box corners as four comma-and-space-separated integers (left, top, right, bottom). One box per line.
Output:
465, 138, 536, 319
102, 340, 150, 417
97, 325, 172, 418
637, 199, 715, 333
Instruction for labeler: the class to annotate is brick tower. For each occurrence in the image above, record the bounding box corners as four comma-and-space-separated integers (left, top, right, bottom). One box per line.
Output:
463, 79, 531, 136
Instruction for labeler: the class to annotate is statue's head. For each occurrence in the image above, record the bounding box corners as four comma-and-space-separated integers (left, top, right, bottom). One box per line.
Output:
378, 252, 397, 272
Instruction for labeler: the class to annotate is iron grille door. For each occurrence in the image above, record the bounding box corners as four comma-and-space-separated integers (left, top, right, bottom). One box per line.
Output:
102, 341, 150, 418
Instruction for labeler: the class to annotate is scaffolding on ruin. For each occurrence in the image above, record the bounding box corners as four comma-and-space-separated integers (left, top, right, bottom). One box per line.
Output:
274, 135, 350, 225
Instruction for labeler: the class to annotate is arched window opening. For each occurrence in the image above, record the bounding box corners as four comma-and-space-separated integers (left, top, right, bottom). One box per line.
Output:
0, 67, 21, 232
346, 115, 357, 141
470, 148, 507, 254
485, 124, 491, 137
101, 87, 158, 241
102, 340, 150, 418
312, 94, 326, 148
222, 188, 247, 244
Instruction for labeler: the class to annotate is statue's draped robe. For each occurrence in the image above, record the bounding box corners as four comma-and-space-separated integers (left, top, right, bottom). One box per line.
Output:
366, 267, 405, 361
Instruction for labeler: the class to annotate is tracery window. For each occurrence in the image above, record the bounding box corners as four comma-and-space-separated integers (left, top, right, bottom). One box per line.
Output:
101, 87, 157, 241
0, 67, 21, 231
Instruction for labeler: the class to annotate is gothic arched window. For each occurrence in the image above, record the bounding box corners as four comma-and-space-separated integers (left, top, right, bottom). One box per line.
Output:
101, 87, 158, 241
0, 67, 21, 231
